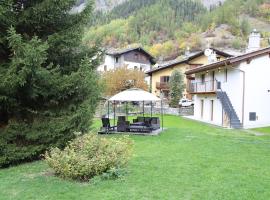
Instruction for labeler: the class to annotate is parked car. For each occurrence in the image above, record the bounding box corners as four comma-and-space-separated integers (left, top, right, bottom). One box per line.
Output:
179, 98, 194, 107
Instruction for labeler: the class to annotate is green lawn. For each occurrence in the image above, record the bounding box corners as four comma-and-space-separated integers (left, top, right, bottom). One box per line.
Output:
1, 116, 270, 200
253, 126, 270, 134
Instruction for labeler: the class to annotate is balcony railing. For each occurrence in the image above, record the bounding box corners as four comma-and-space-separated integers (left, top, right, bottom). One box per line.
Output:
188, 80, 217, 94
156, 82, 170, 90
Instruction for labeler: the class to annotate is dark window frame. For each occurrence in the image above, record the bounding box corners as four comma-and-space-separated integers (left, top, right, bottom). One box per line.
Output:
249, 112, 256, 121
115, 56, 119, 63
201, 74, 205, 83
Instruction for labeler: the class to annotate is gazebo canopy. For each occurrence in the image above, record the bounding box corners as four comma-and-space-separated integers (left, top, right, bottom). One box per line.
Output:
109, 88, 161, 102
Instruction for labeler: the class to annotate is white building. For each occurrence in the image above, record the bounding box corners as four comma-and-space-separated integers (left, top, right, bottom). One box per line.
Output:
185, 33, 270, 129
98, 47, 156, 72
98, 47, 156, 85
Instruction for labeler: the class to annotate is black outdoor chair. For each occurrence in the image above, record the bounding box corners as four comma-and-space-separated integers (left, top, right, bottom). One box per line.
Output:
100, 118, 116, 134
150, 117, 160, 130
117, 116, 130, 132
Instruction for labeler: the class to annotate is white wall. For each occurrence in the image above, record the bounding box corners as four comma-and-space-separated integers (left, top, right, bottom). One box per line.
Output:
97, 55, 115, 71
98, 55, 151, 72
98, 55, 152, 85
241, 55, 270, 128
194, 94, 223, 125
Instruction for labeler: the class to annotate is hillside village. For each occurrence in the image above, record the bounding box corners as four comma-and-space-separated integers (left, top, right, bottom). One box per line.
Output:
1, 1, 270, 199
99, 28, 270, 129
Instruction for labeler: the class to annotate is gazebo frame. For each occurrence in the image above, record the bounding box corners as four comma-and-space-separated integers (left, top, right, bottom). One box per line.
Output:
105, 88, 164, 132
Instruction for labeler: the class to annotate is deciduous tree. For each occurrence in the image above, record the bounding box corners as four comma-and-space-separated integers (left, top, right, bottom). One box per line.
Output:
102, 67, 148, 96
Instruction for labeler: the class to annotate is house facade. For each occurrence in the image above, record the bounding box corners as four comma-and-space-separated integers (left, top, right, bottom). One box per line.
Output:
98, 47, 156, 72
146, 48, 231, 99
185, 47, 270, 129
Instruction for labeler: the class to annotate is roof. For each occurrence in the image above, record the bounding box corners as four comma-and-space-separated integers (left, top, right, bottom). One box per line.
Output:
146, 48, 232, 75
106, 47, 156, 64
185, 47, 270, 75
109, 88, 160, 102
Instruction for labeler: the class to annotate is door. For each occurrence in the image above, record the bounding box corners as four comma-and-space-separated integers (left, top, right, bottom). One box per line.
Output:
201, 100, 204, 118
210, 100, 214, 121
222, 109, 230, 127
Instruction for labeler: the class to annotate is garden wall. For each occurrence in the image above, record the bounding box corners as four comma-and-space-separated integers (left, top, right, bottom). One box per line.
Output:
144, 106, 194, 116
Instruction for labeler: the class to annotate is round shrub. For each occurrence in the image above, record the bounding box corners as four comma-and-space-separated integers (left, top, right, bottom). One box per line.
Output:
45, 133, 133, 181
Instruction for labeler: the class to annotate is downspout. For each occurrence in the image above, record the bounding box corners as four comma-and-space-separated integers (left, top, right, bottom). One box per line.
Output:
150, 74, 152, 93
226, 64, 246, 127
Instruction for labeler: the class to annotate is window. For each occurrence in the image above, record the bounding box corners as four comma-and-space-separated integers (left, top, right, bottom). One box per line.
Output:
201, 99, 204, 118
140, 64, 147, 71
249, 112, 257, 121
201, 74, 205, 83
224, 68, 228, 82
161, 76, 170, 83
115, 56, 119, 63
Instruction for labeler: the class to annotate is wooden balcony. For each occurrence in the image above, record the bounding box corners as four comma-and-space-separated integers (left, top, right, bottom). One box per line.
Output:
187, 80, 217, 94
156, 82, 170, 90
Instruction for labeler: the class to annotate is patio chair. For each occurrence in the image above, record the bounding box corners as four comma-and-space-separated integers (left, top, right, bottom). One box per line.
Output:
100, 118, 116, 134
150, 117, 160, 130
117, 116, 130, 132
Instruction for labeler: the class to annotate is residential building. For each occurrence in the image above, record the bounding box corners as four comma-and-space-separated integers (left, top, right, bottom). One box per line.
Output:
146, 48, 232, 99
185, 46, 270, 129
98, 47, 156, 72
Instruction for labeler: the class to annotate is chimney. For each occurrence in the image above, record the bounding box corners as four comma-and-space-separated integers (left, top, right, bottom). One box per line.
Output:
184, 46, 190, 58
247, 29, 261, 53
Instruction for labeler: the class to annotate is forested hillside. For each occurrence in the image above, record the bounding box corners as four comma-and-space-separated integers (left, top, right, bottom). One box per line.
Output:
85, 0, 270, 60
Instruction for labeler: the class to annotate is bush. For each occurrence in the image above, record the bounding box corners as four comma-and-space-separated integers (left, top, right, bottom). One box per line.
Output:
231, 37, 246, 50
45, 133, 133, 181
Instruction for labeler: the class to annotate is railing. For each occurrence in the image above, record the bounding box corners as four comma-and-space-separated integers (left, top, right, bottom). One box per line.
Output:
156, 82, 170, 90
188, 80, 217, 93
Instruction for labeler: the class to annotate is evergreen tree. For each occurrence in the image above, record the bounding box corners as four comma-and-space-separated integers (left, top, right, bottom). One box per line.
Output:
169, 70, 185, 108
0, 0, 101, 167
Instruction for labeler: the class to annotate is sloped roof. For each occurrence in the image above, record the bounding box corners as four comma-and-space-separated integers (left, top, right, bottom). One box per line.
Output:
146, 48, 232, 75
185, 47, 270, 75
106, 47, 156, 64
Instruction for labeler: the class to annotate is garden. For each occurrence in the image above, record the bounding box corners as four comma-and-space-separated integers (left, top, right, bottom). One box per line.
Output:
1, 115, 270, 200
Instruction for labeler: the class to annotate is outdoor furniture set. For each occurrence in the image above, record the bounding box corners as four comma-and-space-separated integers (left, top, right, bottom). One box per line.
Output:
100, 116, 160, 134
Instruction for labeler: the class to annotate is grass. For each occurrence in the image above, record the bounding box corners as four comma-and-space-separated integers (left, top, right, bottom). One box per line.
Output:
252, 126, 270, 134
1, 115, 270, 200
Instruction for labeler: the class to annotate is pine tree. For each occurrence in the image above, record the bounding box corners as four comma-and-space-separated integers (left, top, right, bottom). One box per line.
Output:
169, 70, 185, 108
0, 0, 101, 167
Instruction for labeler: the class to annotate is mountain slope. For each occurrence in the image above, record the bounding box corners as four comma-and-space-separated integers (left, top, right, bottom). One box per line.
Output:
85, 0, 270, 59
95, 0, 128, 11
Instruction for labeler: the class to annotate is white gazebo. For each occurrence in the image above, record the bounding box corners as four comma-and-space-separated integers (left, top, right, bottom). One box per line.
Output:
106, 88, 164, 132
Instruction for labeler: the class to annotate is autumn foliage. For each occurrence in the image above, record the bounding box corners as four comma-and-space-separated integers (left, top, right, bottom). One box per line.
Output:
102, 67, 148, 96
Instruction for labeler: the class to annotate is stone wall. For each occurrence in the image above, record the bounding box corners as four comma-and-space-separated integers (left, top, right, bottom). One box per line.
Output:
144, 106, 194, 116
